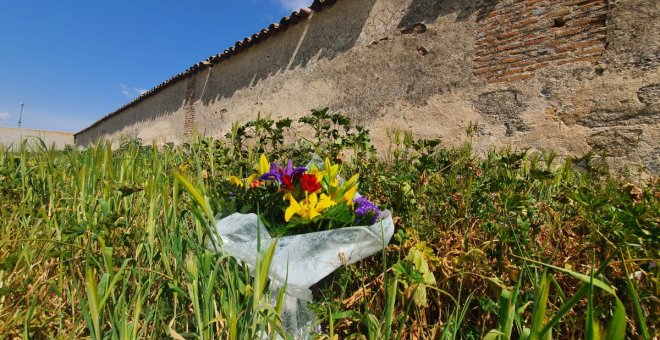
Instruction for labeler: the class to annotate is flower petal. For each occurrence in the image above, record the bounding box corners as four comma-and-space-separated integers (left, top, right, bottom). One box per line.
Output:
308, 192, 318, 206
285, 196, 301, 222
346, 174, 359, 187
308, 207, 320, 220
258, 154, 270, 175
285, 159, 294, 177
343, 185, 358, 204
229, 176, 243, 187
315, 194, 336, 212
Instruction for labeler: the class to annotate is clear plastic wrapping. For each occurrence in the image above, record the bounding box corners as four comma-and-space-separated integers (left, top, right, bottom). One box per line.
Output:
208, 210, 394, 336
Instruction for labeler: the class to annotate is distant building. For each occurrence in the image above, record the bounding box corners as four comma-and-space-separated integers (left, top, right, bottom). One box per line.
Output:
1, 127, 74, 150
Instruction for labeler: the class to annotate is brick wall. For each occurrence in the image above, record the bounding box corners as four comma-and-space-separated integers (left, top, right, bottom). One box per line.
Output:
474, 0, 608, 83
183, 76, 197, 137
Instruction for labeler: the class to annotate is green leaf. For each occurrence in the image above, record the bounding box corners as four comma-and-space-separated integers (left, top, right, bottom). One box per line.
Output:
413, 284, 427, 307
586, 265, 600, 340
174, 170, 214, 222
539, 254, 616, 337
604, 297, 626, 340
530, 272, 552, 339
620, 249, 650, 339
522, 258, 616, 295
383, 276, 397, 339
483, 329, 504, 340
497, 288, 515, 339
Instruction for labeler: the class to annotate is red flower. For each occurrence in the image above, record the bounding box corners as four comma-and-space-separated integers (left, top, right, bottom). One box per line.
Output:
301, 174, 321, 193
282, 175, 293, 191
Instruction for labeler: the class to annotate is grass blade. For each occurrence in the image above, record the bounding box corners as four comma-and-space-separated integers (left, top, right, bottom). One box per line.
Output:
530, 271, 551, 339
174, 170, 213, 222
620, 249, 650, 339
604, 297, 626, 340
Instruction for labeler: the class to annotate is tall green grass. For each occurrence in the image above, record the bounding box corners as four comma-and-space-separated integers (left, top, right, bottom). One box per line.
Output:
0, 114, 657, 339
0, 139, 285, 338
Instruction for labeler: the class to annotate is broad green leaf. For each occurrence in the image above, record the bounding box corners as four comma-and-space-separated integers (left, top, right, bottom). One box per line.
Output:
620, 250, 650, 339
604, 297, 626, 340
523, 259, 616, 295
413, 284, 428, 307
483, 329, 504, 340
383, 277, 397, 339
530, 272, 551, 339
174, 170, 213, 222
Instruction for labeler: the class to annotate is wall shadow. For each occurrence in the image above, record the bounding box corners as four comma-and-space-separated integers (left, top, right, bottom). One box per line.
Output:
398, 0, 499, 27
200, 0, 377, 106
80, 0, 381, 143
81, 0, 504, 144
78, 84, 187, 145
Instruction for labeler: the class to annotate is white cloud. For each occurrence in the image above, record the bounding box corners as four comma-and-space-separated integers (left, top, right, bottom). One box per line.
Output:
277, 0, 309, 12
120, 84, 131, 97
120, 84, 147, 97
0, 112, 11, 119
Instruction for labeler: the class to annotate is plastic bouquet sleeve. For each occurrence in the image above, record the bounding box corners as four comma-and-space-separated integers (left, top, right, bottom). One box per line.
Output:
207, 210, 395, 336
209, 210, 394, 299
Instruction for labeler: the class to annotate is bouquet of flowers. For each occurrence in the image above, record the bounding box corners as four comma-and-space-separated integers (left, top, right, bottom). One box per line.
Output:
209, 154, 394, 334
221, 154, 382, 236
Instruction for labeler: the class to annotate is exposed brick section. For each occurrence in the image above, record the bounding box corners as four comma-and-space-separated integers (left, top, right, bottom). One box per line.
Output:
475, 0, 608, 83
183, 77, 197, 137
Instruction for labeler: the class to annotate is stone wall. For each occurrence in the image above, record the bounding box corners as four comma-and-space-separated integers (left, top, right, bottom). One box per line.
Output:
75, 0, 659, 174
0, 127, 74, 150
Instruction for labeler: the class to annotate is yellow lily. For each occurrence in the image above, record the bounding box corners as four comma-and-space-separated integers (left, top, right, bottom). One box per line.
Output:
341, 184, 358, 205
285, 193, 336, 222
228, 174, 258, 188
258, 154, 270, 175
324, 157, 339, 176
345, 174, 359, 188
324, 157, 340, 188
340, 173, 359, 205
308, 164, 325, 183
229, 175, 243, 187
309, 158, 341, 188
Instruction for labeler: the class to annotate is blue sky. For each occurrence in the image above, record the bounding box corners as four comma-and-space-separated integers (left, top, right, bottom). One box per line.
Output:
0, 0, 310, 132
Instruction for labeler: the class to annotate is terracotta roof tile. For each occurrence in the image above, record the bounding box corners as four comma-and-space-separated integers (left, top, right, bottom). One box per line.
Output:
76, 0, 337, 137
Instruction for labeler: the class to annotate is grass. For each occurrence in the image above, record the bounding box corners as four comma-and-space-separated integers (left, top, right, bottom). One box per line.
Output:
0, 112, 658, 339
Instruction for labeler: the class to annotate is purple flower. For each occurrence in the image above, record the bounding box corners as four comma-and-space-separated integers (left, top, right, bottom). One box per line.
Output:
284, 159, 307, 177
260, 162, 283, 184
260, 160, 307, 185
354, 197, 380, 225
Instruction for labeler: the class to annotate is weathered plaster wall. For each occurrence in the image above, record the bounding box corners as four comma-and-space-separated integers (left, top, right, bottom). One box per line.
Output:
76, 0, 659, 174
0, 127, 74, 150
75, 77, 189, 145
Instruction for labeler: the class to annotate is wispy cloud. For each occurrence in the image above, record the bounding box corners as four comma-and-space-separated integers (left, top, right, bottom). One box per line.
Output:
276, 0, 309, 12
120, 84, 147, 98
120, 84, 131, 97
0, 112, 11, 120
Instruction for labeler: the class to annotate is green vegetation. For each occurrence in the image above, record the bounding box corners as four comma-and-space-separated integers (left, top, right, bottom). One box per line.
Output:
0, 110, 657, 339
